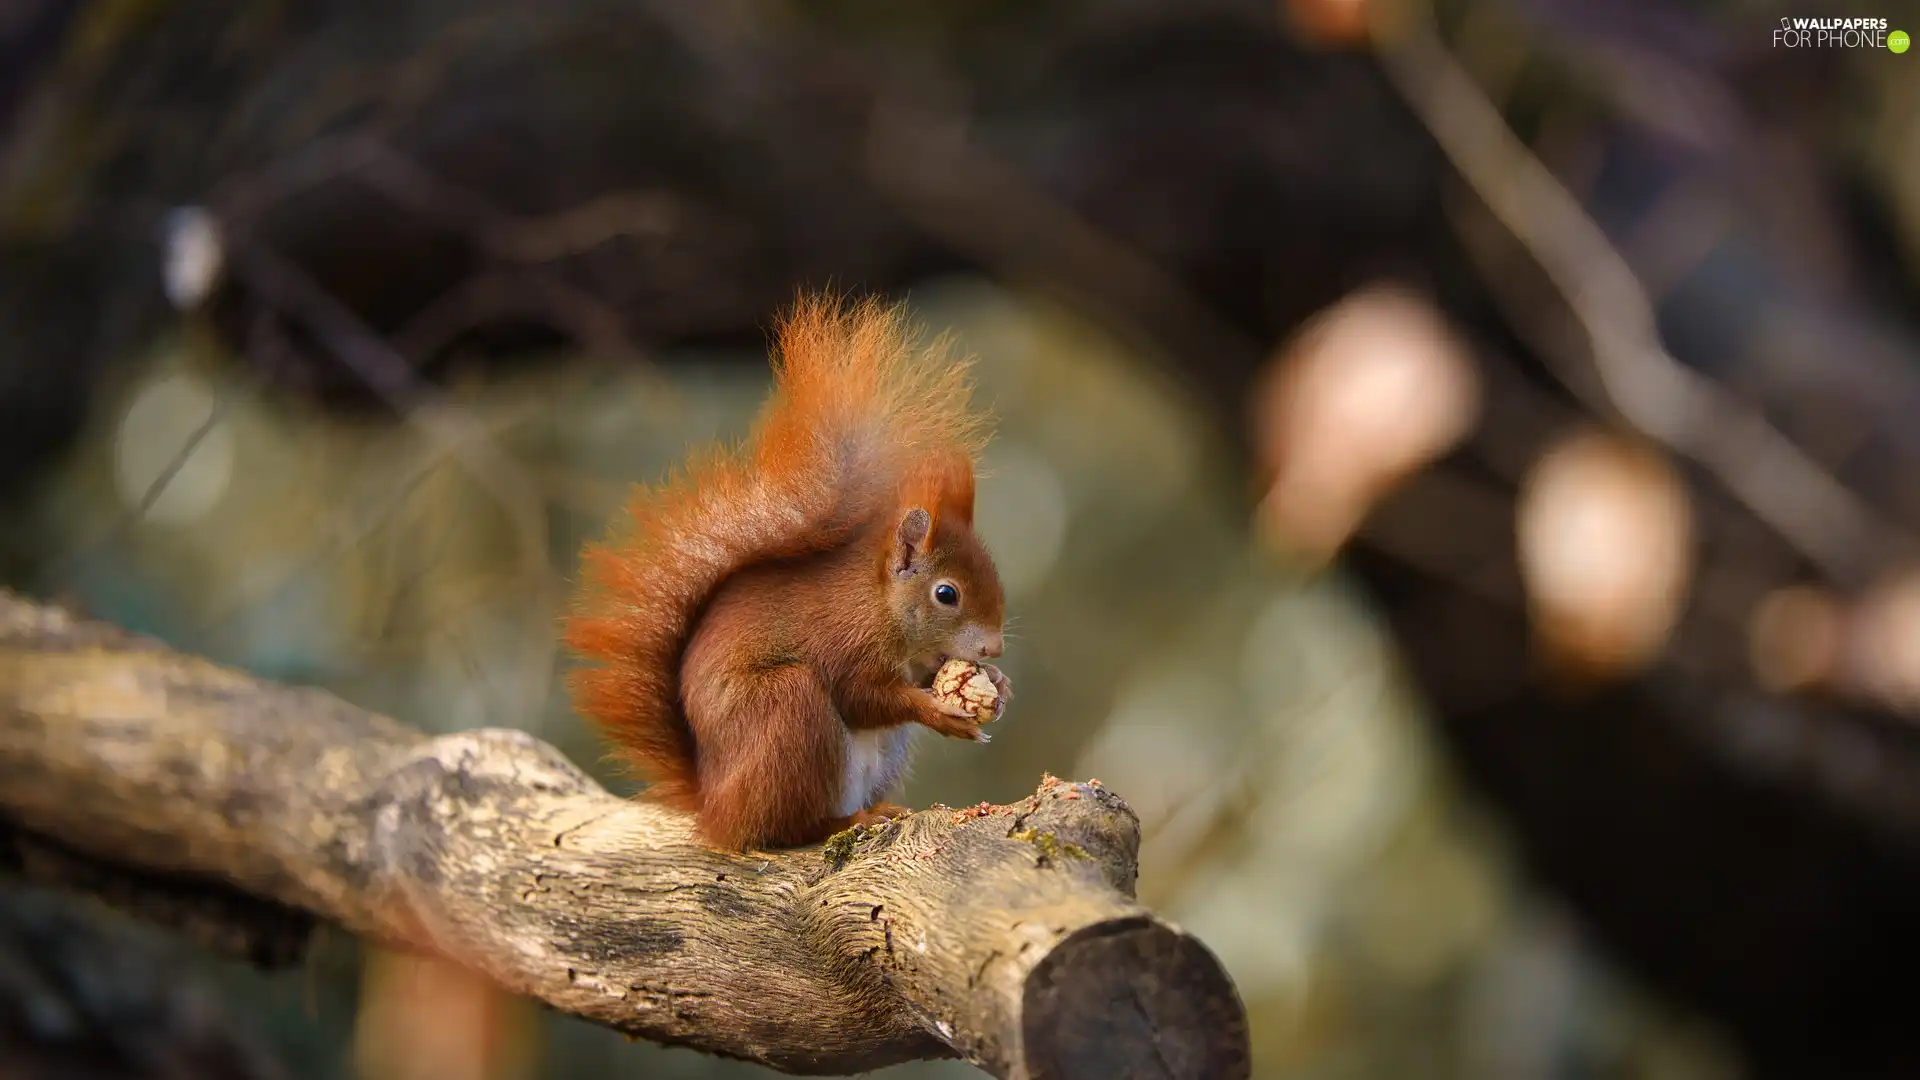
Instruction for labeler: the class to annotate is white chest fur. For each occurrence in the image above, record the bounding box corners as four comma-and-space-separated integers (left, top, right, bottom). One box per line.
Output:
838, 726, 915, 817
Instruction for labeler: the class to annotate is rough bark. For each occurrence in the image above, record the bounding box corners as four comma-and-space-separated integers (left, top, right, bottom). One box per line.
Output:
0, 590, 1246, 1079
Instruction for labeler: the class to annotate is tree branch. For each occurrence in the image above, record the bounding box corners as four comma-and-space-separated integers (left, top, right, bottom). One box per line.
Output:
0, 591, 1247, 1079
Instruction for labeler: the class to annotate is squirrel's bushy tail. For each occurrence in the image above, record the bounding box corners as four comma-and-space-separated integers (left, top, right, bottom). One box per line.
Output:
564, 295, 988, 807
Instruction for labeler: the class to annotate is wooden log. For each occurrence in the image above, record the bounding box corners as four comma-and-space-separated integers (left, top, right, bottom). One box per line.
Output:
0, 590, 1247, 1078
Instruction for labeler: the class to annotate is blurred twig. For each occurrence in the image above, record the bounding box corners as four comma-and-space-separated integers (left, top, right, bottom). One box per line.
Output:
864, 81, 1263, 389
193, 391, 547, 639
44, 363, 251, 590
226, 240, 558, 718
212, 131, 669, 376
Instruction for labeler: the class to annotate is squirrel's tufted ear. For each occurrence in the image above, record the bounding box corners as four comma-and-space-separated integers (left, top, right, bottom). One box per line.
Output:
891, 507, 933, 577
901, 453, 974, 529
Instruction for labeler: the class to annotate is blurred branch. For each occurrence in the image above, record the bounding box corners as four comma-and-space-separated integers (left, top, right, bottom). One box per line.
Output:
212, 133, 666, 373
0, 884, 295, 1080
235, 135, 684, 264
1373, 0, 1914, 587
0, 591, 1248, 1079
1, 824, 312, 969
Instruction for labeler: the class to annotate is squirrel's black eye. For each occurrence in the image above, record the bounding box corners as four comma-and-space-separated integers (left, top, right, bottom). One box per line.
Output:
933, 582, 960, 607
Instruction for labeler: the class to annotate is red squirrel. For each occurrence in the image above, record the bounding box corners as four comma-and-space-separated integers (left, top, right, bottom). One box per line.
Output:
565, 296, 1009, 850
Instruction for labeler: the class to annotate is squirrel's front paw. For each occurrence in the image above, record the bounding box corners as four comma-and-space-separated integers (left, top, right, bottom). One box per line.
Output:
980, 663, 1011, 722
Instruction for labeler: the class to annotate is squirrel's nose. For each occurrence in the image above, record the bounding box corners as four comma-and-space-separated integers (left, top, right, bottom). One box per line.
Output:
980, 632, 1004, 659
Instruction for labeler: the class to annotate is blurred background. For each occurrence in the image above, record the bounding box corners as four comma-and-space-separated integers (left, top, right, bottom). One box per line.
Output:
3, 0, 1919, 1077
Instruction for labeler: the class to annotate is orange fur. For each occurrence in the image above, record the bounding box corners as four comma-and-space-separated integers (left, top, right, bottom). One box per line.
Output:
564, 295, 1004, 849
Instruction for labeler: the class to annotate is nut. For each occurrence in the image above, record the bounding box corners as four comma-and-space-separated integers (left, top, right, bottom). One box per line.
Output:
930, 658, 1002, 722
